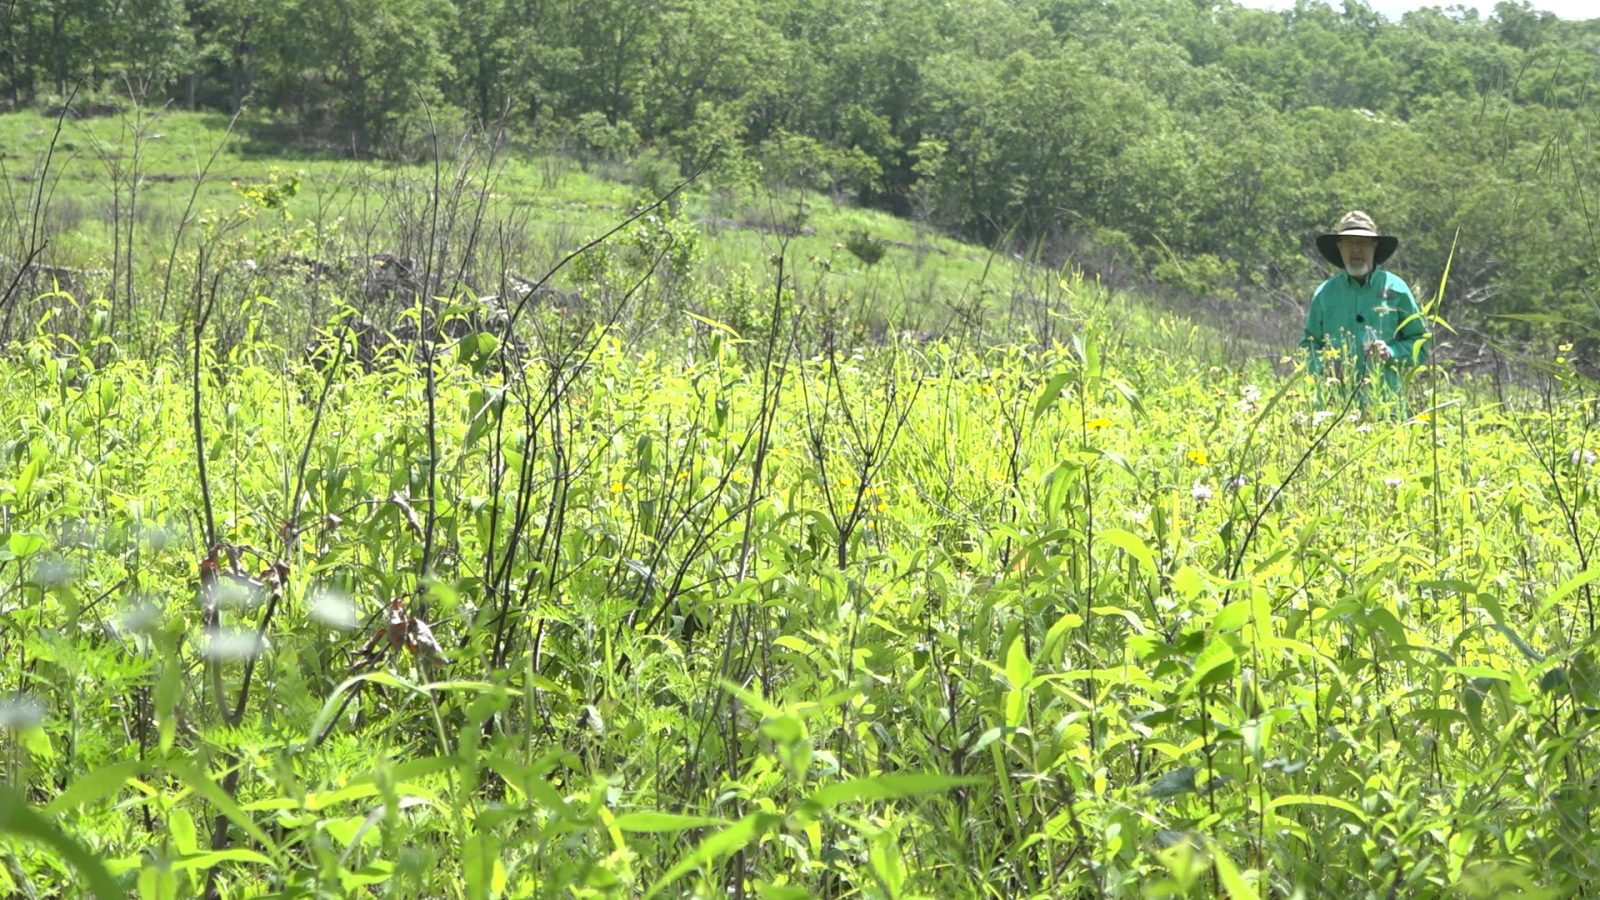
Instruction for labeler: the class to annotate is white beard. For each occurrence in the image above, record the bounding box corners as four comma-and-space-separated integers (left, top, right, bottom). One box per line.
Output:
1346, 260, 1371, 278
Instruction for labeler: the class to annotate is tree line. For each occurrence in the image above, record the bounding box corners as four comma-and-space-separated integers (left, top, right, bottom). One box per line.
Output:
5, 0, 1600, 340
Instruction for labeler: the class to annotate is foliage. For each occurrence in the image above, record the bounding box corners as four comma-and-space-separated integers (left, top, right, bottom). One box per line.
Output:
843, 230, 887, 267
2, 242, 1600, 895
6, 0, 1600, 337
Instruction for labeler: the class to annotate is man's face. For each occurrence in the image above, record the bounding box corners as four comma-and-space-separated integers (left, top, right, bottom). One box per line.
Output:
1337, 236, 1378, 277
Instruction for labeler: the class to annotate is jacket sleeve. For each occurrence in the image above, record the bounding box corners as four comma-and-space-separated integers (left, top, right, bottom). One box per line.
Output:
1386, 283, 1429, 368
1300, 291, 1325, 374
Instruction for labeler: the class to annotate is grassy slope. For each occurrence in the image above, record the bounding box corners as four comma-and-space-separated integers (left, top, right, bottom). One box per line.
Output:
0, 109, 1246, 360
12, 111, 1588, 897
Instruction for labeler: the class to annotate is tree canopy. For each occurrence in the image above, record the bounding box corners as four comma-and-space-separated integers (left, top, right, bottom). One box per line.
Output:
4, 0, 1600, 336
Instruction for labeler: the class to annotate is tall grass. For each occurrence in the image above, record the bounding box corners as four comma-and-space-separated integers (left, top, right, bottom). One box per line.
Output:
0, 256, 1596, 894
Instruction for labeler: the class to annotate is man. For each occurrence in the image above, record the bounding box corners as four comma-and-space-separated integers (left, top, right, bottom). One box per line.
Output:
1300, 210, 1429, 410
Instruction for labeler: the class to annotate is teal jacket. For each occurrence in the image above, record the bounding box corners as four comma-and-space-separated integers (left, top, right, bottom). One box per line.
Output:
1300, 268, 1429, 405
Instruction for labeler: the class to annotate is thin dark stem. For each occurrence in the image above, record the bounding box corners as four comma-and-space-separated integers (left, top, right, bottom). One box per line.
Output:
159, 110, 241, 326
0, 82, 75, 343
192, 265, 221, 549
418, 90, 442, 581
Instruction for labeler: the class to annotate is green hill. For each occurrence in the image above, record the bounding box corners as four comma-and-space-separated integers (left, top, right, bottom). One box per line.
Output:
5, 104, 1600, 897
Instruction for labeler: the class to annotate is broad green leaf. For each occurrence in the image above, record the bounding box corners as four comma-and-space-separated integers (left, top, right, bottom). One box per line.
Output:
1172, 565, 1208, 600
966, 727, 1004, 759
1213, 599, 1252, 632
162, 759, 277, 853
1147, 767, 1197, 798
1100, 528, 1156, 572
1032, 372, 1072, 421
1004, 635, 1033, 689
7, 532, 46, 559
169, 808, 197, 855
1041, 612, 1084, 661
14, 455, 39, 501
685, 310, 741, 337
756, 885, 812, 900
304, 783, 383, 812
139, 864, 178, 900
645, 812, 782, 899
304, 671, 430, 749
1188, 640, 1236, 692
462, 826, 505, 900
46, 760, 144, 815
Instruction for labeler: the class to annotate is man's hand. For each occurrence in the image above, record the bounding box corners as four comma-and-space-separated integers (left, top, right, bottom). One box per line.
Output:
1366, 340, 1393, 363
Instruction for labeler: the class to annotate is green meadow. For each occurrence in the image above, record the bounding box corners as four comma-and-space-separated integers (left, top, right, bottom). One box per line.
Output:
2, 109, 1598, 899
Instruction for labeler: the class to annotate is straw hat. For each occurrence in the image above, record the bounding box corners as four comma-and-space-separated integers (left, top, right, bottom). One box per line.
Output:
1316, 210, 1398, 268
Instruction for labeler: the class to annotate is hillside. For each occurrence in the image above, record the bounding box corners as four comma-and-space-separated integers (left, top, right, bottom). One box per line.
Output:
4, 99, 1600, 897
5, 0, 1600, 344
0, 108, 1252, 358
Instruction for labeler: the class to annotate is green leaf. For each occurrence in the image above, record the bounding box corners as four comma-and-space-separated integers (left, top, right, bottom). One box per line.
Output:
1004, 636, 1033, 690
305, 671, 417, 749
14, 455, 39, 501
463, 826, 505, 900
1208, 837, 1260, 900
1032, 372, 1072, 421
1111, 378, 1145, 417
1213, 599, 1252, 632
965, 727, 1004, 759
1487, 624, 1543, 663
169, 808, 197, 855
162, 759, 277, 854
803, 773, 981, 812
613, 812, 730, 833
1100, 528, 1156, 573
7, 532, 46, 559
1172, 565, 1208, 600
645, 812, 782, 899
685, 311, 741, 337
156, 652, 182, 753
46, 760, 144, 815
0, 785, 122, 898
1041, 612, 1084, 661
1148, 767, 1197, 798
169, 848, 273, 872
1266, 794, 1369, 824
139, 863, 178, 900
1540, 569, 1600, 617
1188, 640, 1237, 692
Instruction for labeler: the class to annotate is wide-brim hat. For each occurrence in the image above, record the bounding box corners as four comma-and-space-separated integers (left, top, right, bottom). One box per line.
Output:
1316, 210, 1398, 268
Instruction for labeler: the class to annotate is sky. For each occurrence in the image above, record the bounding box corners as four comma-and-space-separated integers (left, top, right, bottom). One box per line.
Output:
1232, 0, 1597, 20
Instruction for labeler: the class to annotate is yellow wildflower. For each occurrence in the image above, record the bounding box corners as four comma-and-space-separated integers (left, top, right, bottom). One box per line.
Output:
1186, 449, 1209, 466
